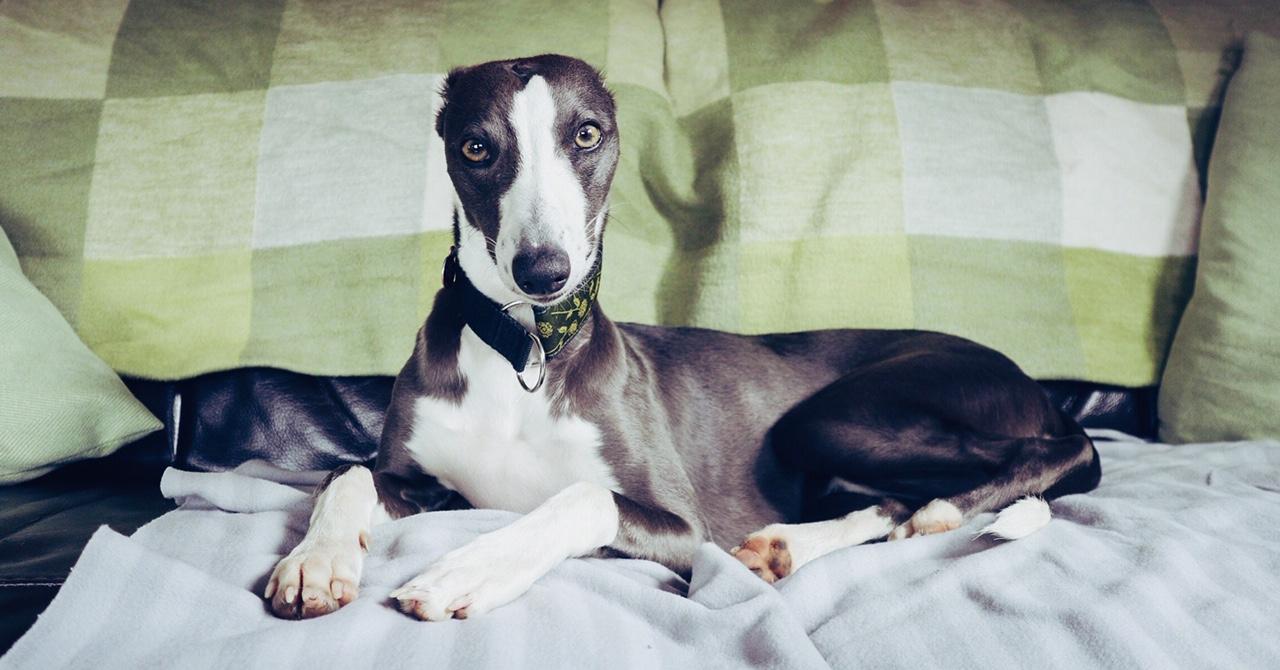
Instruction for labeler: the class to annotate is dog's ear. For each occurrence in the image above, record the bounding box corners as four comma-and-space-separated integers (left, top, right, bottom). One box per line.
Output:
598, 69, 617, 108
435, 67, 464, 139
511, 60, 537, 83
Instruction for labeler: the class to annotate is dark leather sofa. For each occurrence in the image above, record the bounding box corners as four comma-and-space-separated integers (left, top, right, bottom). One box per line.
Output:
0, 370, 1156, 652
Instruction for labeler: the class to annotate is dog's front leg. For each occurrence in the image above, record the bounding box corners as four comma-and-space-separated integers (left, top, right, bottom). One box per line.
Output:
390, 482, 699, 621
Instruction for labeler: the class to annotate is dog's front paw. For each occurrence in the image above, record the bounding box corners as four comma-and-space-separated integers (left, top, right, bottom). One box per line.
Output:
731, 529, 793, 584
265, 536, 365, 619
390, 534, 541, 621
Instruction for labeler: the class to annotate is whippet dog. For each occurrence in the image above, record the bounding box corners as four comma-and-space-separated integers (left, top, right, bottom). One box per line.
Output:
265, 54, 1101, 620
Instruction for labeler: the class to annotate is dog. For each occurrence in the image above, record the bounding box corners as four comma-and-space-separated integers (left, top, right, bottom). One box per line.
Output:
264, 54, 1101, 620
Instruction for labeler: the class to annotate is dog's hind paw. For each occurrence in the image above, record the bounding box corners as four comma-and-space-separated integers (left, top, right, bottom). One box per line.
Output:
265, 536, 365, 619
731, 531, 793, 584
889, 499, 963, 540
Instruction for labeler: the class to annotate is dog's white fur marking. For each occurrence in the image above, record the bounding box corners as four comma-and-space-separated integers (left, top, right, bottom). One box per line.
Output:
265, 466, 386, 614
403, 327, 619, 513
497, 75, 595, 301
456, 221, 524, 306
977, 496, 1052, 540
391, 481, 619, 620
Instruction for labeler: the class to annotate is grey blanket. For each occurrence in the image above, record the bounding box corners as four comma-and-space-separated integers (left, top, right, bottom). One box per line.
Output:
4, 432, 1279, 669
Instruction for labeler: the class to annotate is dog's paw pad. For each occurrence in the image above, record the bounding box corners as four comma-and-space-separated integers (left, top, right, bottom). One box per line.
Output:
265, 541, 363, 619
392, 585, 479, 622
731, 532, 793, 584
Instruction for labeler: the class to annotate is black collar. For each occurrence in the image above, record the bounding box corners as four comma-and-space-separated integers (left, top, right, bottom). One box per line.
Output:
443, 248, 602, 375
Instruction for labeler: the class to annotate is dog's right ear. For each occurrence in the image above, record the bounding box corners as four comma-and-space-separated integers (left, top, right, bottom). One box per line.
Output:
435, 68, 465, 139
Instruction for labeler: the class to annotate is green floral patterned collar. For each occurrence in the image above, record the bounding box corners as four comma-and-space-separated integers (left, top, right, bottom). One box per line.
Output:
531, 256, 602, 358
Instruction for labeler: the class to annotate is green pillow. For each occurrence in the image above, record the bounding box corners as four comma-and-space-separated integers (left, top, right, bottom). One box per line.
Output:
0, 228, 161, 483
1159, 32, 1280, 443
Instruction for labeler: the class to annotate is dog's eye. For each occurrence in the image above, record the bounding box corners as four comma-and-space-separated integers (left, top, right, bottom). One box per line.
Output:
461, 138, 490, 163
574, 123, 602, 150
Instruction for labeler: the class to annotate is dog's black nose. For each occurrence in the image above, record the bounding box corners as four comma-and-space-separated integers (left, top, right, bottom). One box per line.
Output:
513, 245, 571, 297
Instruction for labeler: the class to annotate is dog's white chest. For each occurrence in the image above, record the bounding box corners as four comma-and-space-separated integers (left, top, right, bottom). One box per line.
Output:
402, 329, 617, 513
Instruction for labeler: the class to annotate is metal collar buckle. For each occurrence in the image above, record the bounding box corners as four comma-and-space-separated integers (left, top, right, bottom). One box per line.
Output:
500, 300, 546, 393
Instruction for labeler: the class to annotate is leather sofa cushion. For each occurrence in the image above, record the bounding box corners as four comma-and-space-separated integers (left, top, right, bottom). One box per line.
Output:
0, 461, 173, 653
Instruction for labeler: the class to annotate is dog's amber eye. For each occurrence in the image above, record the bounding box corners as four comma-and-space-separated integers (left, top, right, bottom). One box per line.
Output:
574, 123, 602, 150
461, 138, 489, 163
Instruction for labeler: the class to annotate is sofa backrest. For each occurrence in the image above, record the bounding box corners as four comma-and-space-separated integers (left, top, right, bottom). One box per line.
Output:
2, 1, 1277, 386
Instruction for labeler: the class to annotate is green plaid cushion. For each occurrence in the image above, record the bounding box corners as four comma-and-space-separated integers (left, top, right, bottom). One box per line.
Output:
2, 0, 1276, 384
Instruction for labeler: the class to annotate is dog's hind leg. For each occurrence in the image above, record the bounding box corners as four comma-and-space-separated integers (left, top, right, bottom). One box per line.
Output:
890, 432, 1098, 541
265, 464, 390, 618
735, 336, 1101, 581
733, 433, 1096, 582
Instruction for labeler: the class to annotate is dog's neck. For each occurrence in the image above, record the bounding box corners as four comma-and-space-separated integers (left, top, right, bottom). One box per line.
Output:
443, 246, 605, 388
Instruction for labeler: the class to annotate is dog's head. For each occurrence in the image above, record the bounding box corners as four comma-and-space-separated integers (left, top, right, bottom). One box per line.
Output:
436, 54, 618, 306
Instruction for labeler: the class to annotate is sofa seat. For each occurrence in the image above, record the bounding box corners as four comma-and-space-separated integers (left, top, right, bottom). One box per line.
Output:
0, 461, 173, 652
0, 368, 1156, 654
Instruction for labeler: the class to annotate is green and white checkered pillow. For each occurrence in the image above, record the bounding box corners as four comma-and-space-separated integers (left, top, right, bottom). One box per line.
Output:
2, 0, 1276, 385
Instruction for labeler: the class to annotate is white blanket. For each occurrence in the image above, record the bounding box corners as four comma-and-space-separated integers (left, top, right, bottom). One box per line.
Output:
4, 432, 1279, 669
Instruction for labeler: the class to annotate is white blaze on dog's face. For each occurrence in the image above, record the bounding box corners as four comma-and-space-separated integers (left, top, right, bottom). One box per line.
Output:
435, 56, 619, 306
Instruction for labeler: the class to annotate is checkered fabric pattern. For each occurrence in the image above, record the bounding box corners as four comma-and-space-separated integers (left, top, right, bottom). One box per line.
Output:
2, 1, 1276, 383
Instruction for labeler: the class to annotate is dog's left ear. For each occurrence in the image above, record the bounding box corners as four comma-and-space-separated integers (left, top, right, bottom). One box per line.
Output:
592, 67, 618, 111
435, 68, 464, 139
